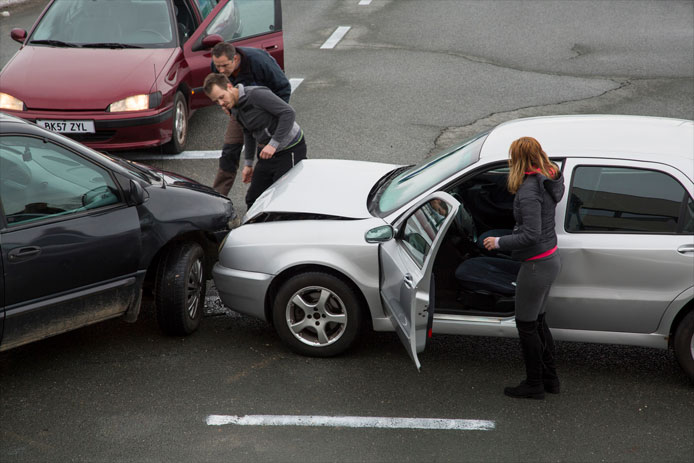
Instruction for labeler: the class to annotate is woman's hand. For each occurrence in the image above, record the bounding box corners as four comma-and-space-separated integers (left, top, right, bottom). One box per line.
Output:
483, 236, 499, 251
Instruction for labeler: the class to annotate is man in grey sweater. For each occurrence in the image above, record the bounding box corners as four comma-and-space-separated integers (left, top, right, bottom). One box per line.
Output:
203, 73, 307, 208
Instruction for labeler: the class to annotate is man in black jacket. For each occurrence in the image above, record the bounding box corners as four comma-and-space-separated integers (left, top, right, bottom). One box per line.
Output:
210, 42, 291, 196
204, 73, 306, 208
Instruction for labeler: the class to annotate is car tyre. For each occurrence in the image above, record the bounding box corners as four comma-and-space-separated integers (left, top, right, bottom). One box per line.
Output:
163, 91, 188, 154
155, 242, 205, 336
273, 272, 363, 357
674, 310, 694, 382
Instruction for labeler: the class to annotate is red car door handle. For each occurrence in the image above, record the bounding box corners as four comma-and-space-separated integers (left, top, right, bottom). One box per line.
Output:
8, 246, 42, 262
264, 44, 278, 50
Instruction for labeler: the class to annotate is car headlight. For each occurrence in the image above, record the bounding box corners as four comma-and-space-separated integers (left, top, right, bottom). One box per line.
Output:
0, 92, 24, 111
108, 94, 150, 112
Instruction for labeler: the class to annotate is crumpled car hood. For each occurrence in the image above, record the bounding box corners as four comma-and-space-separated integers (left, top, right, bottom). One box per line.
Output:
245, 159, 399, 221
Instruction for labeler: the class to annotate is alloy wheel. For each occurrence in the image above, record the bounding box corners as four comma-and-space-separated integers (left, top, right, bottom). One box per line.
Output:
186, 258, 203, 319
285, 286, 347, 347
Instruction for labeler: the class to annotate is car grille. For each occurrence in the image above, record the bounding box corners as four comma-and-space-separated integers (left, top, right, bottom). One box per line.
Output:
64, 131, 116, 143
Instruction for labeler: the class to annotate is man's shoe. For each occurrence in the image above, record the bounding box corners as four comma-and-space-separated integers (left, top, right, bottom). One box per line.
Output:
544, 378, 561, 394
504, 380, 545, 400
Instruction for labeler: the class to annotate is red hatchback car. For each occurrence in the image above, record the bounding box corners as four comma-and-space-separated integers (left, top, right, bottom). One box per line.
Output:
0, 0, 284, 153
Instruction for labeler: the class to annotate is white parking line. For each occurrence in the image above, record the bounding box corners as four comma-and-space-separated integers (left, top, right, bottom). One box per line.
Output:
206, 414, 496, 431
289, 77, 304, 93
320, 26, 351, 49
358, 0, 373, 5
121, 150, 219, 161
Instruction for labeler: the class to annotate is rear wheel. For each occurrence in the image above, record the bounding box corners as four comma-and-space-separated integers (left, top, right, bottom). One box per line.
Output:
155, 242, 205, 335
163, 92, 188, 154
273, 272, 363, 357
673, 310, 694, 382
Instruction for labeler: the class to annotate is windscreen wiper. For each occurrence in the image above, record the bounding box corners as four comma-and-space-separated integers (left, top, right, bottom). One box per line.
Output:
81, 43, 142, 49
30, 39, 79, 47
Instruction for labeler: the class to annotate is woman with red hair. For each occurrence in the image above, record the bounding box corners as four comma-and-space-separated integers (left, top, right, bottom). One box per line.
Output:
483, 137, 565, 400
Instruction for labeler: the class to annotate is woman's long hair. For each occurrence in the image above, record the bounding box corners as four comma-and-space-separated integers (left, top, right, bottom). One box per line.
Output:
507, 137, 559, 194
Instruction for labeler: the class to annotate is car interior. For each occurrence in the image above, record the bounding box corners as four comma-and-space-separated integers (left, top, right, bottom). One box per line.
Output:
431, 164, 521, 317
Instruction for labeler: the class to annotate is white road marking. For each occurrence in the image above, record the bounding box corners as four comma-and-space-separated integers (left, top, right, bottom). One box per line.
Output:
289, 78, 304, 93
320, 26, 351, 49
358, 0, 373, 5
120, 150, 219, 161
206, 414, 495, 431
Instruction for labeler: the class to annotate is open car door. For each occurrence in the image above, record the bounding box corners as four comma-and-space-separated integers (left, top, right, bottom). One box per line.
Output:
379, 192, 460, 370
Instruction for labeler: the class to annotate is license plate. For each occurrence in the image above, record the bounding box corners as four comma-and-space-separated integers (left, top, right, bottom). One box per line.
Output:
36, 120, 95, 133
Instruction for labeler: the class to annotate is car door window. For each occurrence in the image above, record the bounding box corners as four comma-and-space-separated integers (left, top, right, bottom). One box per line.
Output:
193, 0, 218, 19
0, 135, 121, 227
175, 0, 198, 42
205, 0, 276, 41
400, 199, 452, 267
566, 166, 691, 234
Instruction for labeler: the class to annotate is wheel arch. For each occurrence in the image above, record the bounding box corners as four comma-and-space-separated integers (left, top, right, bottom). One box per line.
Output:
174, 82, 192, 108
669, 297, 694, 349
144, 230, 220, 287
264, 264, 372, 330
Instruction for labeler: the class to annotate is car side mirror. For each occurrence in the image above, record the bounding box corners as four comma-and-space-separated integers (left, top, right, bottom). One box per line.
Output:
10, 28, 27, 44
127, 179, 146, 206
365, 225, 394, 243
201, 34, 223, 50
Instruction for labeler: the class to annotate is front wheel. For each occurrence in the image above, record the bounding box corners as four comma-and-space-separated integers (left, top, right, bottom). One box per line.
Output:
155, 242, 205, 336
163, 92, 188, 154
673, 310, 694, 382
272, 272, 363, 357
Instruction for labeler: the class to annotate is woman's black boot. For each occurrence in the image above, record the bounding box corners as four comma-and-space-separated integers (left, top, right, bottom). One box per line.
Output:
505, 319, 545, 399
538, 313, 560, 394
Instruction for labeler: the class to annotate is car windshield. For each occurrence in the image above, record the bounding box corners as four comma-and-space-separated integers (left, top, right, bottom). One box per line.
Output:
372, 132, 488, 216
30, 0, 176, 48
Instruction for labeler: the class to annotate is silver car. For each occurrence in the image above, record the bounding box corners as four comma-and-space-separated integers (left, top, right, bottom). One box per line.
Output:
213, 115, 694, 380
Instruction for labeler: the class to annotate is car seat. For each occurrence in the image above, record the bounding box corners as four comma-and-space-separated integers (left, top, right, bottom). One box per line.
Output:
455, 256, 520, 296
454, 256, 520, 313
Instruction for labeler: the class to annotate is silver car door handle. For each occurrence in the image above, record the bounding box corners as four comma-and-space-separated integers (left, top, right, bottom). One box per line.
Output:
403, 273, 414, 289
677, 244, 694, 255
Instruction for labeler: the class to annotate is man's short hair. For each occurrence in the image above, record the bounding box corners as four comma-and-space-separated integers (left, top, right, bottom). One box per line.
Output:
203, 73, 231, 95
211, 42, 236, 59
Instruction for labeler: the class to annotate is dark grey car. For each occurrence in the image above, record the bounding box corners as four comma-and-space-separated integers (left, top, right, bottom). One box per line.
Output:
0, 113, 236, 350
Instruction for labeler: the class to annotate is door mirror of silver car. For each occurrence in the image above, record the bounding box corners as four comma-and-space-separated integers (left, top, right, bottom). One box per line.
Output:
365, 225, 394, 243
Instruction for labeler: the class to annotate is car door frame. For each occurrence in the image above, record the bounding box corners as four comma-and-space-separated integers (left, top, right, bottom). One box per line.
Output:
0, 132, 143, 351
183, 0, 284, 109
379, 191, 460, 370
551, 157, 694, 335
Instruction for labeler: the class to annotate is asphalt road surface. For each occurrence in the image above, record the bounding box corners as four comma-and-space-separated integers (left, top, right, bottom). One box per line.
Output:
1, 1, 693, 462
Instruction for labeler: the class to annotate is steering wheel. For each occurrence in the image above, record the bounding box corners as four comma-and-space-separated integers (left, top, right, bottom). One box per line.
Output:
457, 202, 478, 243
137, 29, 169, 41
82, 185, 113, 208
450, 192, 478, 243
